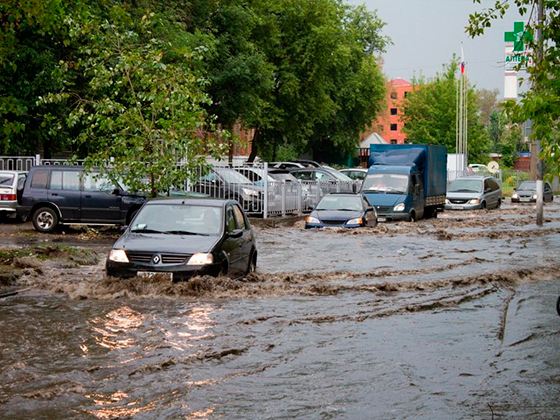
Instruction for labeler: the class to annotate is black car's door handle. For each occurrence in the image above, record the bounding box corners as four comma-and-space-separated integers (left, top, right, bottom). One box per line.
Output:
84, 195, 92, 198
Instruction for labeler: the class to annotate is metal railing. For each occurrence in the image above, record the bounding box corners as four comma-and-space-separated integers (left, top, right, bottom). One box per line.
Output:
1, 155, 358, 218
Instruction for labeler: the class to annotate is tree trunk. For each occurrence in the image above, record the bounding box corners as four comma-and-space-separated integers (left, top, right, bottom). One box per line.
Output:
247, 128, 260, 163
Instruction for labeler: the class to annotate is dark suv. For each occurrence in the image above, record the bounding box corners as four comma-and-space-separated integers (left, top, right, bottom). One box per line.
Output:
19, 166, 146, 233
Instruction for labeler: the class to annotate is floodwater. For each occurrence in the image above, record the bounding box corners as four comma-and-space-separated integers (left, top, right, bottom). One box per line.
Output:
1, 203, 559, 418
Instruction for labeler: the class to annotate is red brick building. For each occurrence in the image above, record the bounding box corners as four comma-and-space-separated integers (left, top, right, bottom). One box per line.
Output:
361, 78, 413, 145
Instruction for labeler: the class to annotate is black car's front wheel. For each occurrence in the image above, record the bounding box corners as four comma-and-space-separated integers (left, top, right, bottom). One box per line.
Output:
32, 207, 59, 233
245, 252, 257, 275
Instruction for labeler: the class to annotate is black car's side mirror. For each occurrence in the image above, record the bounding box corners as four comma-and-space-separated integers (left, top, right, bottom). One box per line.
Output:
228, 229, 243, 238
112, 188, 121, 195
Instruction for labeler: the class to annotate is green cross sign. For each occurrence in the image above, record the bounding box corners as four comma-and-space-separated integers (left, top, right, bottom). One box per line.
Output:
504, 21, 533, 52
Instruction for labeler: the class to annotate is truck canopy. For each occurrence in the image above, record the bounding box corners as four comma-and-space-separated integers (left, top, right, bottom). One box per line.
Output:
369, 144, 447, 198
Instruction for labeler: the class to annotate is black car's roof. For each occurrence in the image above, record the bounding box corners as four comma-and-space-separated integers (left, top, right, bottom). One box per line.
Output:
145, 198, 234, 207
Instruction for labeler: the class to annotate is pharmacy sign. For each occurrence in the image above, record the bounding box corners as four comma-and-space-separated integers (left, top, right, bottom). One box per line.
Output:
504, 21, 533, 70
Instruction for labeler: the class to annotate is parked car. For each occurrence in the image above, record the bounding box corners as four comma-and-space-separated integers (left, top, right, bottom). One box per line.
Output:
235, 167, 306, 214
0, 170, 27, 220
18, 166, 146, 233
305, 193, 377, 228
339, 168, 367, 181
106, 198, 257, 280
511, 181, 554, 203
271, 161, 306, 170
445, 176, 502, 210
289, 167, 355, 193
190, 167, 263, 214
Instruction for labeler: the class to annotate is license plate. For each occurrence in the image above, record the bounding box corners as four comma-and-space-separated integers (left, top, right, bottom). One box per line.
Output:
520, 197, 531, 202
137, 271, 173, 281
377, 217, 387, 222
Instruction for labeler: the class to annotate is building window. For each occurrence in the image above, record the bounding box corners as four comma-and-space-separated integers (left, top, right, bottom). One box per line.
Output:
390, 108, 397, 115
390, 123, 397, 131
390, 91, 398, 99
390, 139, 398, 144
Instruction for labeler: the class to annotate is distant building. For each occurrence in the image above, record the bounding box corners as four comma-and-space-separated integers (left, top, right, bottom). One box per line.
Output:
362, 78, 413, 145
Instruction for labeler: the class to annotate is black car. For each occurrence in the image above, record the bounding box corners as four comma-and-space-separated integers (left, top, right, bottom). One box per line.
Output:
19, 166, 146, 233
511, 181, 554, 203
106, 198, 257, 280
305, 193, 377, 228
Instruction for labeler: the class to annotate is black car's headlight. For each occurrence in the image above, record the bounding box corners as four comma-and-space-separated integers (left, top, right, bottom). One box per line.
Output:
305, 216, 320, 224
108, 249, 129, 263
346, 217, 363, 225
187, 253, 213, 265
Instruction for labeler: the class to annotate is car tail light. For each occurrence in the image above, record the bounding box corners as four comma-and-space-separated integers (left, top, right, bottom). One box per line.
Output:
0, 194, 16, 201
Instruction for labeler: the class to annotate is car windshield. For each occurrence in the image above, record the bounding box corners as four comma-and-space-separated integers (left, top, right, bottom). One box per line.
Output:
0, 173, 15, 186
130, 204, 223, 236
518, 181, 536, 190
215, 168, 253, 184
448, 179, 482, 193
325, 169, 353, 182
316, 195, 363, 211
362, 174, 409, 193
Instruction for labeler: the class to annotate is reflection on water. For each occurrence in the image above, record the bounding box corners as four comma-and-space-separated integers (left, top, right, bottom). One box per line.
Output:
89, 306, 144, 351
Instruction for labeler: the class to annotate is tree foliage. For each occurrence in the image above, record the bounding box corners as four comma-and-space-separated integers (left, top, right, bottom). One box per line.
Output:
467, 0, 560, 176
0, 0, 389, 176
402, 60, 491, 163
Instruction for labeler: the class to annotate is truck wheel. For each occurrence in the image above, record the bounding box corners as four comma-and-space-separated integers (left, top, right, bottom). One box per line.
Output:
32, 207, 59, 233
408, 211, 416, 222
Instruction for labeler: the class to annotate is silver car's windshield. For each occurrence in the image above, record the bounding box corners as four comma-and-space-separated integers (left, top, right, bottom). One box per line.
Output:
448, 179, 482, 193
316, 195, 363, 211
362, 174, 409, 193
130, 205, 223, 236
518, 181, 536, 190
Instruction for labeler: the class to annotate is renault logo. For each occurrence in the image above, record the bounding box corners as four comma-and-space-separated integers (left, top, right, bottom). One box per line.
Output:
152, 254, 161, 264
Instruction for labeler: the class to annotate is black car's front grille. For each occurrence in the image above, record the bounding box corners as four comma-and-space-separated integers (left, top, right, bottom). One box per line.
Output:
321, 220, 345, 226
449, 199, 468, 204
126, 251, 191, 265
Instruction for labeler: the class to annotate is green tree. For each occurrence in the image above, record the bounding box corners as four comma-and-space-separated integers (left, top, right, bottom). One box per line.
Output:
247, 0, 388, 162
0, 0, 70, 156
402, 60, 491, 163
467, 0, 560, 176
43, 9, 223, 196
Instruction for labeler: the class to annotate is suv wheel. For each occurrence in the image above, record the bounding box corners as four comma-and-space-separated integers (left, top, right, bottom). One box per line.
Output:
32, 207, 58, 233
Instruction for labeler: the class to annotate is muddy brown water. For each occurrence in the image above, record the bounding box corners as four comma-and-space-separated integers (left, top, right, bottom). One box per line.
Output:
1, 202, 559, 418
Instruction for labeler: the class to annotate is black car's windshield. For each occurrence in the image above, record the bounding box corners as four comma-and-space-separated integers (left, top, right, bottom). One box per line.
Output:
130, 204, 223, 236
448, 179, 482, 193
362, 174, 409, 193
0, 173, 15, 186
316, 195, 363, 211
518, 181, 536, 190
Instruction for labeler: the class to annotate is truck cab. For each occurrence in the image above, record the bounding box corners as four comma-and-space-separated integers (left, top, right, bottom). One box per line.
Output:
361, 165, 424, 222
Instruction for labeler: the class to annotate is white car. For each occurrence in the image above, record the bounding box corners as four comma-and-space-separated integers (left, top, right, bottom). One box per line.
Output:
0, 170, 27, 220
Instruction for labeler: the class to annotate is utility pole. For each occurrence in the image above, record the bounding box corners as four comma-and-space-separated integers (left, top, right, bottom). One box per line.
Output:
536, 0, 544, 226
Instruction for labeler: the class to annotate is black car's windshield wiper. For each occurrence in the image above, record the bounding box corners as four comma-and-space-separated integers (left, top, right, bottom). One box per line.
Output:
130, 228, 164, 234
163, 230, 210, 236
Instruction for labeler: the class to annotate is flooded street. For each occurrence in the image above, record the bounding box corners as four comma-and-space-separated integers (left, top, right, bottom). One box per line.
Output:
1, 203, 559, 418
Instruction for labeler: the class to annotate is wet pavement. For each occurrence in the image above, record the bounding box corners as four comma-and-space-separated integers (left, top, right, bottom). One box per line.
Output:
1, 202, 559, 418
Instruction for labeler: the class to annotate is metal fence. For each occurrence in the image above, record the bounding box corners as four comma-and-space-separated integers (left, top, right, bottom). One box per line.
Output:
1, 155, 356, 218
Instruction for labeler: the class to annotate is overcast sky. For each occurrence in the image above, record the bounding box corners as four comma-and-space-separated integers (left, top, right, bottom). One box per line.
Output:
347, 0, 525, 96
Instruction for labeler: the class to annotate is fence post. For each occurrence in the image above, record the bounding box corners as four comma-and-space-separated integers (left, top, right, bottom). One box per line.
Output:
297, 182, 303, 215
281, 180, 286, 217
263, 162, 268, 219
35, 154, 41, 166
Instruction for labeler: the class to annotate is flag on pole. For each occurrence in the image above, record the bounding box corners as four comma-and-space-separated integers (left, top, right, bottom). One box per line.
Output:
460, 45, 465, 74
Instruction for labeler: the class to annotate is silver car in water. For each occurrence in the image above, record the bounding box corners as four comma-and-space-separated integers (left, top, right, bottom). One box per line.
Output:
445, 176, 502, 210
